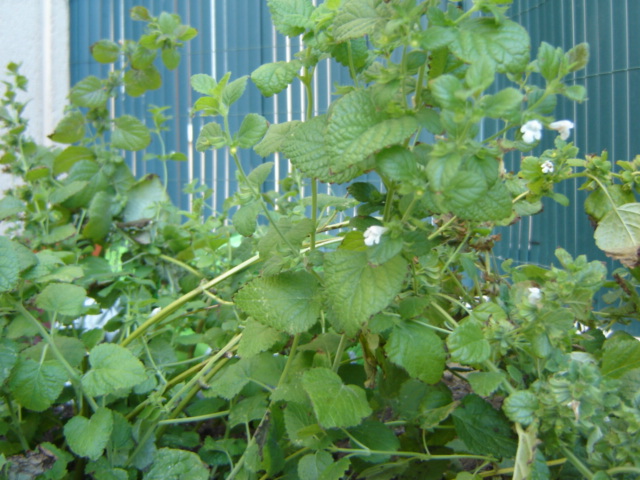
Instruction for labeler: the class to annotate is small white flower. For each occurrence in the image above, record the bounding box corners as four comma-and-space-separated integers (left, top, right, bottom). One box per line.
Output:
520, 120, 543, 144
363, 225, 387, 246
527, 287, 542, 304
541, 160, 554, 174
549, 120, 574, 140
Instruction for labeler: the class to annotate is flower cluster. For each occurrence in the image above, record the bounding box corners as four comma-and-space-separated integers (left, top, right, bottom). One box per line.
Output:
363, 225, 387, 246
521, 119, 574, 144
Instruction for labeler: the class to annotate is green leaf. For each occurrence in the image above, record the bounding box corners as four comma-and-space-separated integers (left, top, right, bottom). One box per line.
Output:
83, 191, 113, 242
594, 203, 640, 267
480, 88, 523, 118
82, 344, 146, 396
64, 408, 113, 461
8, 358, 67, 411
229, 393, 268, 428
161, 47, 180, 70
566, 42, 589, 72
563, 84, 587, 102
238, 319, 286, 358
451, 18, 530, 74
298, 451, 334, 480
232, 201, 262, 237
447, 319, 491, 364
348, 420, 400, 463
0, 236, 19, 293
144, 448, 208, 479
91, 39, 120, 63
327, 90, 418, 172
333, 0, 385, 41
112, 115, 151, 151
267, 0, 314, 37
123, 175, 169, 223
465, 57, 495, 92
236, 113, 269, 149
36, 283, 87, 317
602, 333, 640, 379
302, 367, 372, 428
53, 146, 95, 175
223, 75, 249, 106
124, 66, 162, 96
0, 195, 24, 220
251, 60, 302, 97
48, 111, 85, 144
254, 120, 302, 157
130, 6, 151, 21
131, 45, 157, 69
324, 251, 407, 335
70, 76, 109, 108
503, 390, 539, 426
23, 336, 86, 368
375, 146, 418, 183
467, 371, 504, 397
281, 115, 360, 183
247, 162, 275, 189
452, 179, 512, 221
386, 322, 446, 384
190, 74, 217, 95
235, 271, 322, 334
537, 41, 564, 81
0, 339, 18, 384
196, 122, 227, 151
452, 394, 517, 458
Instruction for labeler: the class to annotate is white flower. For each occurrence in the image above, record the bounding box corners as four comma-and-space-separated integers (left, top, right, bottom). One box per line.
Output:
363, 225, 387, 246
541, 161, 554, 174
549, 120, 574, 140
527, 287, 542, 304
520, 120, 543, 144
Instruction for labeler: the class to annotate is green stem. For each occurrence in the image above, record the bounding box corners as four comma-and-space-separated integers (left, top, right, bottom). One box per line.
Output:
120, 254, 261, 347
328, 446, 495, 463
158, 253, 204, 278
3, 393, 30, 451
332, 334, 348, 372
310, 179, 318, 250
16, 303, 99, 412
428, 215, 457, 240
277, 333, 301, 389
383, 184, 395, 222
442, 231, 471, 273
560, 446, 594, 480
607, 467, 640, 476
157, 410, 230, 425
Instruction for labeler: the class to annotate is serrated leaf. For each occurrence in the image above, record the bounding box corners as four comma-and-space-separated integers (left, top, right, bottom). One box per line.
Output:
236, 113, 268, 149
254, 121, 302, 157
430, 75, 466, 110
131, 45, 156, 69
563, 84, 587, 102
191, 74, 217, 95
49, 111, 85, 144
8, 358, 67, 411
70, 76, 109, 108
82, 344, 146, 396
566, 42, 589, 72
324, 251, 407, 335
348, 420, 400, 463
238, 319, 286, 358
601, 333, 640, 379
452, 394, 517, 457
267, 0, 314, 37
298, 451, 334, 480
36, 283, 87, 317
207, 354, 285, 400
302, 367, 372, 428
0, 236, 19, 292
229, 393, 268, 428
53, 146, 95, 175
465, 57, 495, 92
327, 90, 418, 172
467, 371, 504, 397
222, 75, 248, 107
91, 39, 120, 63
112, 115, 151, 151
386, 322, 445, 384
452, 179, 512, 221
83, 191, 113, 242
144, 448, 209, 479
161, 47, 180, 70
196, 122, 227, 151
0, 339, 18, 384
451, 18, 530, 74
480, 88, 523, 118
447, 319, 491, 364
281, 115, 361, 183
333, 0, 385, 41
235, 271, 321, 334
594, 203, 640, 267
503, 391, 538, 426
124, 66, 162, 97
375, 146, 419, 183
64, 408, 113, 461
251, 60, 302, 97
23, 336, 86, 368
41, 223, 77, 245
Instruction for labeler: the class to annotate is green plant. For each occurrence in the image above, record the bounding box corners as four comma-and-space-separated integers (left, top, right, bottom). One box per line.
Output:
2, 1, 640, 479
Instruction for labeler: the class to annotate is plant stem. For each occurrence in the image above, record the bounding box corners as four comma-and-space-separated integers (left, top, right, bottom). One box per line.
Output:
157, 410, 230, 425
120, 254, 261, 347
332, 334, 348, 372
327, 446, 495, 463
3, 393, 30, 451
158, 253, 204, 278
428, 215, 457, 240
16, 303, 99, 412
560, 446, 595, 480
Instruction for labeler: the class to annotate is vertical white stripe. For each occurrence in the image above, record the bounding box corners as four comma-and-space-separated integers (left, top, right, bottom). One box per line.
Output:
187, 122, 194, 211
272, 24, 280, 193
42, 0, 53, 143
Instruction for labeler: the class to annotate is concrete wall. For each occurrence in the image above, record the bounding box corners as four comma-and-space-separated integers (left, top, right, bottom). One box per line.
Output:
0, 0, 70, 192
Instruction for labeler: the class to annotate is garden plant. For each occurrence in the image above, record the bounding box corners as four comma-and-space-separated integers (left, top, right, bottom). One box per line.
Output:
2, 0, 640, 478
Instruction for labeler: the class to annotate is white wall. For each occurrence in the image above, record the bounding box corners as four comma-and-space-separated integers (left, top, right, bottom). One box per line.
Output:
0, 0, 70, 192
